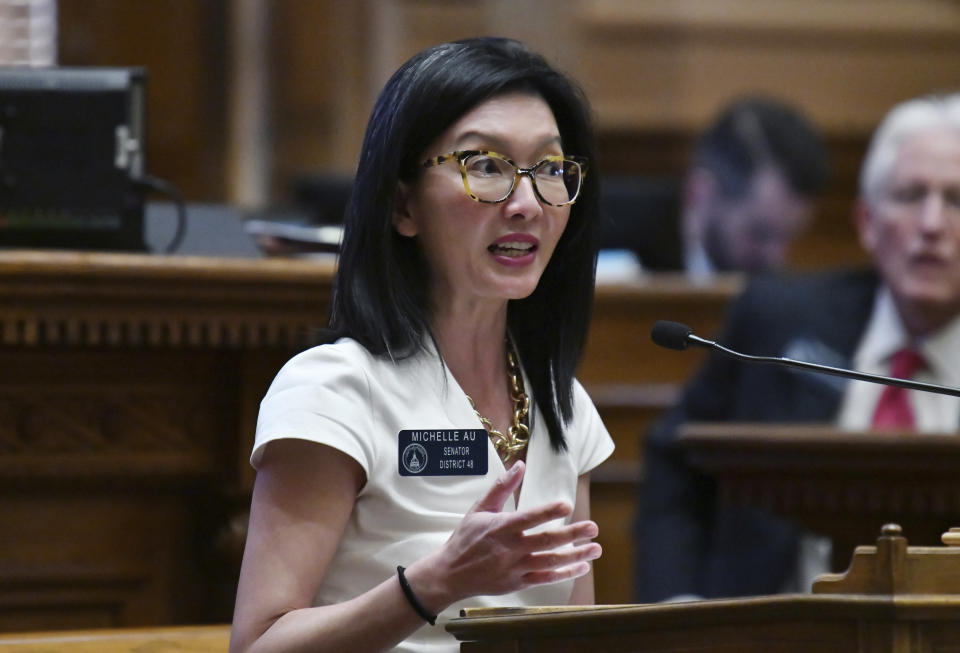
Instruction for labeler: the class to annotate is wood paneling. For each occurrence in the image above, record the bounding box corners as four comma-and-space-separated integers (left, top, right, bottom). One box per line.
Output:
682, 424, 960, 572
54, 1, 960, 268
0, 625, 230, 652
581, 273, 738, 603
576, 0, 960, 133
268, 1, 368, 196
57, 0, 229, 201
0, 252, 332, 630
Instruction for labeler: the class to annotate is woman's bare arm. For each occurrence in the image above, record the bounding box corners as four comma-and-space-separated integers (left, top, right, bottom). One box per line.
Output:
230, 441, 601, 653
230, 438, 433, 653
569, 473, 598, 605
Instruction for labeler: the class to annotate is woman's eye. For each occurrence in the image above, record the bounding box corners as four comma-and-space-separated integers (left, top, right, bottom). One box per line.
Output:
466, 156, 505, 176
539, 161, 564, 177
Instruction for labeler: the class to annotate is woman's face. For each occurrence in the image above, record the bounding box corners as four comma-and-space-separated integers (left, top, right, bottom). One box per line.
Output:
393, 91, 572, 314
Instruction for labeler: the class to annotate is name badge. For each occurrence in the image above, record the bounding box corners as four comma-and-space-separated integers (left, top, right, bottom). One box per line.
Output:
398, 429, 488, 476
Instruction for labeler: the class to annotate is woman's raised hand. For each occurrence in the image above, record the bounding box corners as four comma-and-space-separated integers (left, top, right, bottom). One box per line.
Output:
403, 461, 602, 613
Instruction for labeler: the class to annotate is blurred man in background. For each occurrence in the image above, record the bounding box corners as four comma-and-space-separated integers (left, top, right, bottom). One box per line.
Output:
635, 92, 960, 602
600, 96, 830, 277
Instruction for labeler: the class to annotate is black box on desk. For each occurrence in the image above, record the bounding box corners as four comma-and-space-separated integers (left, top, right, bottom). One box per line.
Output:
0, 66, 147, 251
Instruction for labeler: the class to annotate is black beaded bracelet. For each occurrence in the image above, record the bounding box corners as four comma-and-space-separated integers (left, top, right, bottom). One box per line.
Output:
396, 565, 437, 626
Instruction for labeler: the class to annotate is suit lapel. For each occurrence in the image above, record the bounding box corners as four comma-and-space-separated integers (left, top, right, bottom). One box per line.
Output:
778, 269, 878, 421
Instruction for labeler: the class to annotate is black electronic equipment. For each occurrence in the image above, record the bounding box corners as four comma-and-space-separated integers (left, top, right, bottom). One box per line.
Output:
0, 66, 148, 250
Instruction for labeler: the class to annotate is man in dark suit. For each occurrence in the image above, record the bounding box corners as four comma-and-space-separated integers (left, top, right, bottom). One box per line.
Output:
635, 92, 960, 602
600, 96, 829, 275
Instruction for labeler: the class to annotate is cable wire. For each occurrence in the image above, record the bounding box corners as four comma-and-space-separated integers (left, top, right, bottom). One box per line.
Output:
134, 174, 187, 254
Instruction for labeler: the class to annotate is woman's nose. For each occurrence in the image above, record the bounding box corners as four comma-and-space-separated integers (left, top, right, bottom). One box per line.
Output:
504, 174, 543, 219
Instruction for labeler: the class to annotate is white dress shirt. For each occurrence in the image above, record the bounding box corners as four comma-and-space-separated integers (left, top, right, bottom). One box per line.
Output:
684, 239, 715, 281
838, 286, 960, 433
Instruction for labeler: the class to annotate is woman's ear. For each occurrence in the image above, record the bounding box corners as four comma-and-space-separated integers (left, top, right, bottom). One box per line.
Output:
392, 182, 419, 237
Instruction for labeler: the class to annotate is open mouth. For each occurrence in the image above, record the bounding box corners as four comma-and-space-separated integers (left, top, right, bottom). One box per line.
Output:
488, 241, 537, 258
911, 252, 948, 269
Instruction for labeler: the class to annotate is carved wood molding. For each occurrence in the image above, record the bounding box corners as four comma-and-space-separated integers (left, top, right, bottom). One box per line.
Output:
0, 391, 221, 485
683, 423, 960, 517
0, 567, 146, 622
720, 476, 960, 517
0, 252, 333, 349
581, 0, 960, 45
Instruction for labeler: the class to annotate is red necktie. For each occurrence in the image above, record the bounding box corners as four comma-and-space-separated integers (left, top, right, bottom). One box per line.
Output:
871, 347, 925, 429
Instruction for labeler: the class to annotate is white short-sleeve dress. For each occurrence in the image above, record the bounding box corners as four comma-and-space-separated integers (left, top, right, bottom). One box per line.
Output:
253, 338, 614, 653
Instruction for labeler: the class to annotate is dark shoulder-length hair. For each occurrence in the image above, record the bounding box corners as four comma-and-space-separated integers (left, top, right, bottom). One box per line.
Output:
328, 37, 601, 452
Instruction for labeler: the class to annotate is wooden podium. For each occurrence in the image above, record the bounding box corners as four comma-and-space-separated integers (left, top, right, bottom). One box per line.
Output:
451, 424, 960, 651
678, 423, 960, 570
448, 525, 960, 652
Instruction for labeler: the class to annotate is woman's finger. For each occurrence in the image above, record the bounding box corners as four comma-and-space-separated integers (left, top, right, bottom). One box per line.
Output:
502, 500, 573, 534
471, 461, 525, 513
520, 520, 599, 552
522, 561, 594, 587
520, 542, 602, 571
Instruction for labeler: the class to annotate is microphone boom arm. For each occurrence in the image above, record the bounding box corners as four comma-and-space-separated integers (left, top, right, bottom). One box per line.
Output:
689, 334, 960, 399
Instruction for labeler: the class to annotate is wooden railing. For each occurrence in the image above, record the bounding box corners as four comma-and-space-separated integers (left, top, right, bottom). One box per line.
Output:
0, 625, 230, 653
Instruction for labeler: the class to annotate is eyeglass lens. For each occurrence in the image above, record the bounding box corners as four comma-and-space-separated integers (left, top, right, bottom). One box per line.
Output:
462, 154, 581, 204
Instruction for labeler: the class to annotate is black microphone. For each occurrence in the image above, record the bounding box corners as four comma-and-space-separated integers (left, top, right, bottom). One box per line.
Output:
651, 320, 960, 398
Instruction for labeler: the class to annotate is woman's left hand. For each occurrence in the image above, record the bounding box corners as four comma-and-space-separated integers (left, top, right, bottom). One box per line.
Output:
401, 461, 602, 613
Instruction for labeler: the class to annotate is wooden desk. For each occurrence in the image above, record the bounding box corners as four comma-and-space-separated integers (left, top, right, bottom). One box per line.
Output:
0, 251, 331, 630
582, 273, 738, 465
583, 274, 738, 604
448, 595, 960, 652
0, 625, 229, 652
451, 526, 960, 652
680, 423, 960, 571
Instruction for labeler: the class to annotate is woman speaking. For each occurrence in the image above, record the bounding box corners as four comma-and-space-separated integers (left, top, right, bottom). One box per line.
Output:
230, 37, 614, 653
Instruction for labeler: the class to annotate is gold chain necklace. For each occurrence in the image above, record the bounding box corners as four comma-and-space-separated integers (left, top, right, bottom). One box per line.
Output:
465, 344, 530, 464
